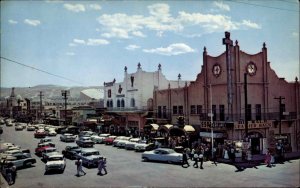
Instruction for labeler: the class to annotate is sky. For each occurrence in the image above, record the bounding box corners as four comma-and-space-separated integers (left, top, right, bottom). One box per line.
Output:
1, 0, 299, 88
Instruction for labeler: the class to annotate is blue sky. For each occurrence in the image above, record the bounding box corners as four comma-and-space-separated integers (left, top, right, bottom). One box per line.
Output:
1, 0, 299, 87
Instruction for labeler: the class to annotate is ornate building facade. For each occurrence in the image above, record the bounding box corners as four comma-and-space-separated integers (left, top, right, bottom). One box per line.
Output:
153, 32, 300, 154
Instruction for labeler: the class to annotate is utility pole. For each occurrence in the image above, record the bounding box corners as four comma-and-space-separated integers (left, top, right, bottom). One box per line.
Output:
38, 91, 44, 122
274, 96, 285, 135
244, 73, 248, 139
61, 90, 70, 126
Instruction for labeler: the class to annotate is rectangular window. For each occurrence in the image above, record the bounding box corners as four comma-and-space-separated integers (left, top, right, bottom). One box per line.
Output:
219, 105, 225, 121
246, 104, 252, 121
158, 106, 162, 118
255, 104, 261, 120
173, 106, 178, 115
178, 106, 183, 115
212, 105, 217, 121
163, 106, 167, 118
197, 105, 202, 115
190, 105, 196, 114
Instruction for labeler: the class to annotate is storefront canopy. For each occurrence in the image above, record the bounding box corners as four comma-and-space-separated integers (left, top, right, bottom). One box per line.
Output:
144, 124, 159, 131
183, 125, 195, 132
158, 124, 173, 132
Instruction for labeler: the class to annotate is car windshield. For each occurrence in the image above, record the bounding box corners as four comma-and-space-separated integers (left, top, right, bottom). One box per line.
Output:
49, 157, 63, 161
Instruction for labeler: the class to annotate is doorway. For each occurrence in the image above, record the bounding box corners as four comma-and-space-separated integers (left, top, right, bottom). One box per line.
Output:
248, 132, 263, 154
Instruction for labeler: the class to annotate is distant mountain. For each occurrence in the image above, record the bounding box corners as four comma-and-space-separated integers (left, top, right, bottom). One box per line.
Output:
0, 85, 103, 99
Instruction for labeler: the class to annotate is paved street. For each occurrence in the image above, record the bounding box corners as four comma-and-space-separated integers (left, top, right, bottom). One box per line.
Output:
0, 125, 299, 188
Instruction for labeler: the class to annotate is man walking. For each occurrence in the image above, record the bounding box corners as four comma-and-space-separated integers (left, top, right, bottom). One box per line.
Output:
182, 149, 190, 168
76, 158, 86, 176
98, 157, 108, 175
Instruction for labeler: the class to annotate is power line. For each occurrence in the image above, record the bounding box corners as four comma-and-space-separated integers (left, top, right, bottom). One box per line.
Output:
227, 0, 299, 12
0, 56, 85, 86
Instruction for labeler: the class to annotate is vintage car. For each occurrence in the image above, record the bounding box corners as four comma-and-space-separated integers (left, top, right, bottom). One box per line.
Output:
90, 133, 108, 144
76, 136, 94, 148
135, 142, 155, 152
113, 136, 131, 147
141, 148, 183, 164
41, 147, 58, 161
1, 149, 31, 158
0, 154, 36, 169
48, 129, 57, 136
62, 145, 82, 160
15, 124, 24, 131
35, 143, 55, 156
37, 142, 55, 148
60, 126, 80, 135
75, 148, 102, 168
34, 129, 47, 138
104, 136, 117, 145
45, 154, 66, 173
27, 125, 36, 131
125, 138, 142, 150
116, 137, 132, 148
39, 138, 52, 144
79, 131, 95, 138
60, 133, 77, 142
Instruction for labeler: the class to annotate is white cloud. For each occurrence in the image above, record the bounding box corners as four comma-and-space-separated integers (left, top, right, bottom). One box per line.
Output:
241, 20, 261, 29
24, 19, 41, 26
8, 19, 18, 24
126, 45, 141, 51
69, 43, 77, 47
143, 43, 195, 56
64, 3, 85, 12
132, 31, 146, 37
45, 0, 63, 3
66, 52, 75, 56
213, 1, 230, 11
101, 27, 130, 39
87, 39, 110, 45
89, 4, 101, 10
73, 39, 85, 44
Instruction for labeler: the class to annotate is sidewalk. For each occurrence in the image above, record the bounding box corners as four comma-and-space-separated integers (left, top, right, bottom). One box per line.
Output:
0, 173, 9, 188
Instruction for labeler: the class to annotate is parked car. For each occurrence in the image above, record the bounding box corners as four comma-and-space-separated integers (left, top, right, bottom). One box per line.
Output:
141, 148, 183, 164
104, 136, 117, 145
76, 137, 94, 148
125, 138, 142, 150
113, 136, 130, 147
41, 147, 58, 161
115, 137, 131, 147
135, 142, 155, 152
60, 133, 77, 142
48, 130, 57, 136
75, 148, 102, 168
79, 131, 95, 138
45, 154, 66, 173
15, 125, 24, 131
1, 149, 31, 158
39, 138, 52, 144
34, 129, 47, 138
60, 126, 80, 135
0, 154, 36, 169
62, 145, 82, 160
27, 125, 35, 131
37, 142, 55, 148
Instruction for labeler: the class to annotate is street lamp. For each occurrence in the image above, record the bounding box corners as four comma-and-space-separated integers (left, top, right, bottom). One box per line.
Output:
208, 84, 214, 159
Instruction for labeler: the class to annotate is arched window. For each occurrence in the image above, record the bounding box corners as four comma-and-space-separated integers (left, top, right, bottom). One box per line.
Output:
121, 99, 125, 107
130, 98, 135, 107
110, 100, 113, 108
106, 101, 110, 107
117, 100, 120, 107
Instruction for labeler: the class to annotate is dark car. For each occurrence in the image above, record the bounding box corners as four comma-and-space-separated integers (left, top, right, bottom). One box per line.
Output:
60, 126, 80, 135
0, 126, 3, 134
62, 145, 82, 160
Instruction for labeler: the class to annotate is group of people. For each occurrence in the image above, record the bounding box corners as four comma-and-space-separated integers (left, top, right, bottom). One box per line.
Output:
1, 162, 17, 185
75, 157, 108, 177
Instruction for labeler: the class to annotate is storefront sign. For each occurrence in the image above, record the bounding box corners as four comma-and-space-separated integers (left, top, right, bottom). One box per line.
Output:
200, 121, 226, 129
234, 121, 272, 130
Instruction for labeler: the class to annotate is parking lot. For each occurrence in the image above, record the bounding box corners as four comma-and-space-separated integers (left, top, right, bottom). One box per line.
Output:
0, 124, 299, 188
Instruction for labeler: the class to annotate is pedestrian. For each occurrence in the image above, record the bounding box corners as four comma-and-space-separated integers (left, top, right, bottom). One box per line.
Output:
76, 158, 86, 176
182, 149, 190, 168
212, 146, 217, 166
102, 158, 107, 175
5, 163, 13, 185
193, 150, 199, 168
265, 149, 272, 168
11, 163, 17, 185
199, 148, 204, 169
191, 148, 195, 161
97, 157, 104, 175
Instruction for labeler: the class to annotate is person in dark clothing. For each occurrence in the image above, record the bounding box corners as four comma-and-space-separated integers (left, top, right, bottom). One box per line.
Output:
11, 163, 17, 184
199, 148, 204, 169
193, 152, 199, 168
182, 150, 190, 168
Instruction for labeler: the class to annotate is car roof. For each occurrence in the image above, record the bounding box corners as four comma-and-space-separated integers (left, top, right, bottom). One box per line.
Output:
49, 154, 63, 158
81, 148, 99, 152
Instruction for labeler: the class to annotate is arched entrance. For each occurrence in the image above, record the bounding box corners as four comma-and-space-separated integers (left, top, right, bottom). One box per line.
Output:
248, 131, 263, 154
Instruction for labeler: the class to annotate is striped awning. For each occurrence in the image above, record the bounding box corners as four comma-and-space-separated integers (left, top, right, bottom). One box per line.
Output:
150, 124, 159, 130
184, 125, 195, 132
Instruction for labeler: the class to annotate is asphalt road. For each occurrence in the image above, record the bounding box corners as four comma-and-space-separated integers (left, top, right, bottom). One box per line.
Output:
0, 125, 299, 188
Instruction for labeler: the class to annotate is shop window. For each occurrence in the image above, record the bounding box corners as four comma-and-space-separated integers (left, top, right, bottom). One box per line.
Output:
163, 106, 167, 118
121, 99, 125, 107
190, 105, 196, 114
219, 105, 225, 121
158, 106, 162, 118
212, 105, 217, 121
255, 104, 261, 120
117, 100, 120, 107
173, 106, 178, 115
178, 106, 183, 115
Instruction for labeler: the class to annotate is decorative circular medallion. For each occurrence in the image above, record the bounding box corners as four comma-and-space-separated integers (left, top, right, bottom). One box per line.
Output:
246, 62, 257, 76
212, 64, 221, 77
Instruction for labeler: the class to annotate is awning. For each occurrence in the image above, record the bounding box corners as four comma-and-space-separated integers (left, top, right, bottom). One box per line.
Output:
184, 125, 195, 132
149, 124, 159, 130
158, 124, 173, 132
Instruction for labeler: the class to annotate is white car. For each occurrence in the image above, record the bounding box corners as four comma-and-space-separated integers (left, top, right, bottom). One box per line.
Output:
48, 130, 57, 136
90, 135, 105, 144
135, 142, 155, 152
142, 148, 183, 164
45, 154, 66, 173
125, 138, 141, 150
113, 136, 131, 147
27, 125, 35, 131
60, 133, 77, 142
